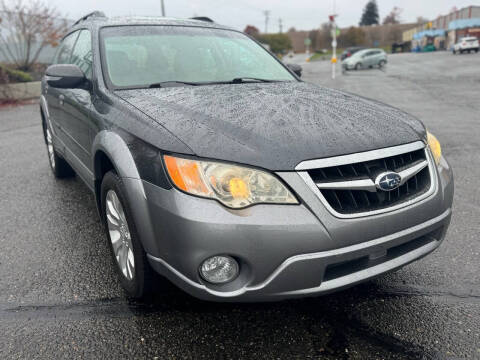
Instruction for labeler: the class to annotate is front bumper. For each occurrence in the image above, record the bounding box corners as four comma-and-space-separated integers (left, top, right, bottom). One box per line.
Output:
129, 155, 453, 302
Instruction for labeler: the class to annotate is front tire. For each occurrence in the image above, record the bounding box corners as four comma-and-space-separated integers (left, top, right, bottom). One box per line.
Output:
42, 119, 74, 178
378, 60, 386, 68
101, 171, 153, 298
355, 63, 362, 70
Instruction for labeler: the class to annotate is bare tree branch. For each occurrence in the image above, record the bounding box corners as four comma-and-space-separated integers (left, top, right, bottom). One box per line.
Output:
0, 0, 68, 71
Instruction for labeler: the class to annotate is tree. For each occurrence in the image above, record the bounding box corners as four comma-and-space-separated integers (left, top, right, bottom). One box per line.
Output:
256, 33, 292, 54
308, 29, 319, 51
0, 0, 67, 71
416, 16, 429, 24
243, 25, 260, 38
338, 27, 366, 48
359, 0, 379, 26
317, 22, 332, 49
383, 7, 402, 25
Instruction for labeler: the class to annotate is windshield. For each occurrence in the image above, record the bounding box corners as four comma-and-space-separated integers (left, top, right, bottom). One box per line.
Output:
100, 26, 296, 88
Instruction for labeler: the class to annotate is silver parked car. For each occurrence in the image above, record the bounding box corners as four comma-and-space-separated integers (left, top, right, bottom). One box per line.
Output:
343, 48, 387, 70
41, 13, 453, 301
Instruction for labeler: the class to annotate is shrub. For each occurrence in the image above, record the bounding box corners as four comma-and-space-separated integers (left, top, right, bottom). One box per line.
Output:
256, 33, 292, 54
0, 65, 33, 84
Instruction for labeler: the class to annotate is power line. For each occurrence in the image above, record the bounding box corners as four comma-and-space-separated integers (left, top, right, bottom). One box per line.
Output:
263, 10, 270, 33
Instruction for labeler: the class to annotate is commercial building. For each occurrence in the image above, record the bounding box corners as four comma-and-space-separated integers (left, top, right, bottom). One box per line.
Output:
402, 5, 480, 50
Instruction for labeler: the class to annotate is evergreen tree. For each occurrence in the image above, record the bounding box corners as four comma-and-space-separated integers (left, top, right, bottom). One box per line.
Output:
359, 0, 379, 26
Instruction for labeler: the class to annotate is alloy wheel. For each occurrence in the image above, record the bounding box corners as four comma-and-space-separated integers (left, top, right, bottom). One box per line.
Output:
46, 127, 55, 169
105, 190, 135, 280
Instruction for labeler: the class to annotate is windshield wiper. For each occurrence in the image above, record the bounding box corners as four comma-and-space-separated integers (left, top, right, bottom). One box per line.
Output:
148, 81, 200, 88
146, 78, 280, 88
230, 77, 280, 83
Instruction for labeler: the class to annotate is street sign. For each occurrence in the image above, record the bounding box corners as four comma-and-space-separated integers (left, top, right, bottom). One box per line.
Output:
331, 40, 337, 48
330, 28, 340, 38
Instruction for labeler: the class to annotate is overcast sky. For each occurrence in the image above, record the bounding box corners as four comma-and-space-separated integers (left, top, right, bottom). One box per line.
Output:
42, 0, 475, 31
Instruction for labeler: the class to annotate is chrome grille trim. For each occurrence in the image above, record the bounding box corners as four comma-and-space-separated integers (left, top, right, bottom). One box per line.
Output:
295, 141, 425, 170
315, 159, 428, 192
296, 142, 438, 219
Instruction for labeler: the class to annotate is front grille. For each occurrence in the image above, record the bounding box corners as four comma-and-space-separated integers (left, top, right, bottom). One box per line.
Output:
306, 148, 432, 215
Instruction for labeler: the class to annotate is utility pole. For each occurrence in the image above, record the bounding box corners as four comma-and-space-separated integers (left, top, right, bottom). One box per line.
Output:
263, 10, 270, 33
330, 0, 338, 80
329, 14, 338, 79
278, 18, 283, 33
160, 0, 166, 16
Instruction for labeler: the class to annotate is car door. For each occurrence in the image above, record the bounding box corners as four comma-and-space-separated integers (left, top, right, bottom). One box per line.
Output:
362, 51, 373, 67
371, 50, 381, 65
61, 29, 95, 176
46, 31, 79, 152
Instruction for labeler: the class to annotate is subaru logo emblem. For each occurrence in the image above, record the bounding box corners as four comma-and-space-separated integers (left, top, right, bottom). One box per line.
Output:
375, 172, 402, 191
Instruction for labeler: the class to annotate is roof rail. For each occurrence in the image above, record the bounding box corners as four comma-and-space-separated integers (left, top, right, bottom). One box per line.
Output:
73, 11, 106, 26
190, 16, 214, 23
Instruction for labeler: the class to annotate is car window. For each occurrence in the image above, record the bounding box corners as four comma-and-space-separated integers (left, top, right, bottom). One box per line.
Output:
55, 31, 80, 64
100, 26, 295, 88
70, 30, 93, 80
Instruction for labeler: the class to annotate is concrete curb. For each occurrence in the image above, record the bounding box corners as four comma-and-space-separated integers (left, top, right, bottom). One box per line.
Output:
0, 81, 41, 101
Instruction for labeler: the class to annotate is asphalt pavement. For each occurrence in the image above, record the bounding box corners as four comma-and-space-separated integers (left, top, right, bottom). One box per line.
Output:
1, 51, 479, 359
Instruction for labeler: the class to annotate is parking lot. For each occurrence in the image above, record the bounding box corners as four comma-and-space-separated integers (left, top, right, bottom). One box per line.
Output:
1, 51, 479, 359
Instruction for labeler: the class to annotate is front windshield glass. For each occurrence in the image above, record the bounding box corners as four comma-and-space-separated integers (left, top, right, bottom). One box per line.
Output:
100, 25, 296, 88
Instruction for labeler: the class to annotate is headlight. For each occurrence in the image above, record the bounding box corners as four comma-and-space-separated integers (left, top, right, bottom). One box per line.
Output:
163, 155, 298, 209
427, 131, 442, 165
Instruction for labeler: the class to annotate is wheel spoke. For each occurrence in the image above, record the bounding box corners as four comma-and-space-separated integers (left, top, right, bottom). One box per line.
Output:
105, 189, 135, 280
118, 245, 127, 276
127, 249, 135, 270
113, 193, 127, 224
106, 196, 120, 221
106, 212, 119, 227
126, 250, 134, 279
110, 232, 122, 253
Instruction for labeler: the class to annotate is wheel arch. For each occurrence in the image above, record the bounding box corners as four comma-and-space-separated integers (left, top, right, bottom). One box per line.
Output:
92, 130, 160, 257
92, 131, 142, 214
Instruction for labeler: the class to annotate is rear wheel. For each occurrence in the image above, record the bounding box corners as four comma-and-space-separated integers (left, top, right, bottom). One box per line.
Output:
101, 171, 153, 298
42, 119, 74, 178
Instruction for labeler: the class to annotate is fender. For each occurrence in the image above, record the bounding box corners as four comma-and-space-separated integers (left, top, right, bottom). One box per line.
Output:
92, 130, 162, 257
92, 130, 141, 180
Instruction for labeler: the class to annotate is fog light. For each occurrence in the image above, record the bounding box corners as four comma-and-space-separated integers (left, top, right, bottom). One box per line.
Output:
200, 255, 239, 284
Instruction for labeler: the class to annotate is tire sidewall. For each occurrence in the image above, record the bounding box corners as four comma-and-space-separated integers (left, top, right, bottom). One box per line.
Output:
101, 171, 150, 298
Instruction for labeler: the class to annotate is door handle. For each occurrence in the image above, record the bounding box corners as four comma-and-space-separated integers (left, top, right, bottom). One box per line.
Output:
59, 94, 65, 106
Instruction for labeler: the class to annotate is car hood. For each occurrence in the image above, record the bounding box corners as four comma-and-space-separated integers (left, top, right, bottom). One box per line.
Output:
116, 82, 425, 171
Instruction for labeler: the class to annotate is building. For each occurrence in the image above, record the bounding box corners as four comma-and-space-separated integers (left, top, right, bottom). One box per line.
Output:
402, 5, 480, 50
447, 18, 480, 48
432, 6, 480, 30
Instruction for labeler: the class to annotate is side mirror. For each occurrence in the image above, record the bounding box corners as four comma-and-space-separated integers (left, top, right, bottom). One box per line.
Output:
45, 64, 87, 89
286, 63, 302, 77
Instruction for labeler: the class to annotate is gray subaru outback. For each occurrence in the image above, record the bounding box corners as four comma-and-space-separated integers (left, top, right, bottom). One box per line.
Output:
41, 12, 453, 301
